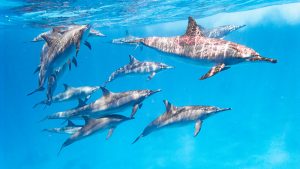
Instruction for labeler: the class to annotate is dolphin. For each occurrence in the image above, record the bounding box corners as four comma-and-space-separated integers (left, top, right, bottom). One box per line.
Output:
58, 114, 132, 153
44, 87, 161, 120
34, 84, 100, 108
45, 62, 69, 103
28, 24, 92, 96
104, 55, 173, 85
113, 16, 277, 80
201, 24, 246, 39
32, 26, 105, 42
132, 100, 231, 144
43, 120, 82, 134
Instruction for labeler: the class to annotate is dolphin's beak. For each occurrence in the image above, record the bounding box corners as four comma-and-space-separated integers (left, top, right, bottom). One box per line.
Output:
218, 108, 232, 112
150, 89, 162, 95
166, 65, 174, 69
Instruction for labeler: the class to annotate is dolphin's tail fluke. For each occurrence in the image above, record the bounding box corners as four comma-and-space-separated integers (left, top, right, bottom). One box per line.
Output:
132, 134, 143, 144
27, 86, 45, 96
249, 56, 277, 63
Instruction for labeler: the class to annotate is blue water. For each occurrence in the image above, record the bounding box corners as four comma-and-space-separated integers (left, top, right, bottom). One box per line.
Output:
1, 1, 300, 169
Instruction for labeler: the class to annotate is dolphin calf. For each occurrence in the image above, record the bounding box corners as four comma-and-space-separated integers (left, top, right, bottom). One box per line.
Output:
45, 87, 161, 120
28, 24, 92, 96
201, 24, 246, 39
34, 84, 100, 108
59, 115, 132, 153
113, 16, 277, 80
132, 100, 231, 143
45, 62, 69, 103
43, 120, 82, 134
105, 55, 173, 85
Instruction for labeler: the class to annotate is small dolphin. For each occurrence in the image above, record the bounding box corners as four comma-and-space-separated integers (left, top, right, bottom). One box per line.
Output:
58, 115, 132, 154
34, 84, 100, 108
45, 87, 161, 120
46, 62, 69, 102
105, 55, 173, 85
113, 16, 277, 80
133, 100, 231, 143
201, 24, 246, 39
43, 120, 82, 135
28, 24, 92, 96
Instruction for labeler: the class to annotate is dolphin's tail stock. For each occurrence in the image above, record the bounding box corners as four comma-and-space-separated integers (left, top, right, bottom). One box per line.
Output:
27, 86, 45, 96
132, 134, 143, 144
249, 55, 277, 63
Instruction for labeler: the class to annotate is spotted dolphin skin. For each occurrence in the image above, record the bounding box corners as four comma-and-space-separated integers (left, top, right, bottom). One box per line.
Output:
105, 55, 173, 85
34, 84, 100, 108
43, 120, 82, 135
201, 24, 246, 39
28, 24, 92, 96
132, 100, 231, 144
114, 16, 277, 80
44, 87, 161, 120
59, 115, 132, 154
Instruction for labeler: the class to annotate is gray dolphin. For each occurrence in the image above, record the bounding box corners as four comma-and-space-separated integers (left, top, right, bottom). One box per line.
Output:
32, 25, 105, 42
58, 114, 132, 153
113, 16, 277, 80
46, 62, 69, 103
133, 100, 231, 143
45, 87, 161, 120
43, 120, 82, 135
28, 24, 92, 96
201, 24, 246, 39
34, 84, 100, 108
105, 55, 173, 85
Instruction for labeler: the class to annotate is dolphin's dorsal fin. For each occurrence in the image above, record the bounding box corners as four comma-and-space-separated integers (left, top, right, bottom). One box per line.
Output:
77, 98, 86, 108
82, 116, 95, 124
163, 100, 175, 113
41, 34, 57, 46
100, 87, 112, 96
66, 120, 76, 127
63, 84, 72, 90
129, 55, 139, 64
184, 16, 204, 37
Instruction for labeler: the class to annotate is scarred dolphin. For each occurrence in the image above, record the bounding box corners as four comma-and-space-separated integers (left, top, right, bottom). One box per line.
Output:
44, 87, 161, 120
58, 115, 132, 153
43, 120, 82, 135
104, 55, 173, 85
113, 16, 277, 80
132, 100, 231, 143
34, 84, 100, 108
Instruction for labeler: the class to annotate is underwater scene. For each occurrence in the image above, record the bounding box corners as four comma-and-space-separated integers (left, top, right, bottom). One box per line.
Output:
1, 0, 300, 169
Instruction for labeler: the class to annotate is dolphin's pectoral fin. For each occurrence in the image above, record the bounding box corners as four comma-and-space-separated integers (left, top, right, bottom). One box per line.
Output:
130, 104, 140, 118
194, 120, 202, 137
67, 59, 72, 70
106, 127, 115, 140
33, 65, 41, 74
148, 72, 156, 80
200, 63, 230, 80
27, 86, 45, 96
72, 57, 78, 67
84, 41, 92, 50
